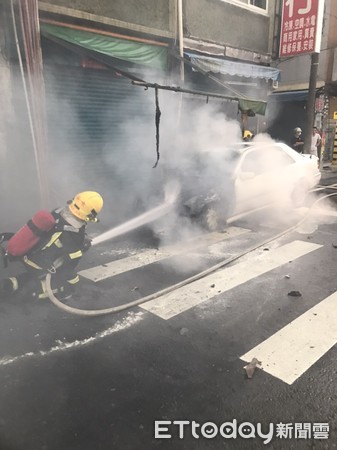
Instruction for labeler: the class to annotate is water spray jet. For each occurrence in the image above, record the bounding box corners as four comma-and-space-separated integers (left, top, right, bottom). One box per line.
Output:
91, 181, 180, 246
45, 192, 337, 317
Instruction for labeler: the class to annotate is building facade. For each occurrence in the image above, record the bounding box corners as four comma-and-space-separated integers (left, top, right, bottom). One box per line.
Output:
268, 0, 337, 161
0, 0, 279, 221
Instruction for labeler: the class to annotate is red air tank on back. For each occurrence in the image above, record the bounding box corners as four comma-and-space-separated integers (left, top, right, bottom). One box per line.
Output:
7, 210, 56, 257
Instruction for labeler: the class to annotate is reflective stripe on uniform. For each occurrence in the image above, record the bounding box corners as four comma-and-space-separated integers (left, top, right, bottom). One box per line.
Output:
23, 255, 43, 270
54, 238, 62, 248
37, 279, 58, 299
67, 275, 80, 284
41, 232, 62, 250
9, 277, 19, 291
37, 280, 48, 299
38, 289, 59, 299
68, 250, 82, 260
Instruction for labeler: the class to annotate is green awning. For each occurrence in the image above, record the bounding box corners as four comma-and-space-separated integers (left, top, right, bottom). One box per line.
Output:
238, 99, 267, 115
171, 51, 267, 115
40, 23, 168, 71
187, 53, 280, 81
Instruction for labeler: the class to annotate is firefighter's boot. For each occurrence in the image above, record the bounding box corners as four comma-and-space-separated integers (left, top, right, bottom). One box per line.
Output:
0, 277, 19, 299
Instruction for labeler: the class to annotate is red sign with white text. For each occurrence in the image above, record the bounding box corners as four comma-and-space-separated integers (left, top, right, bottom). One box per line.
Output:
279, 0, 320, 57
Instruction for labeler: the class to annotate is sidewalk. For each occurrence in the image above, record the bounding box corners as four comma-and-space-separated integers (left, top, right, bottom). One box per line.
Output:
320, 162, 337, 184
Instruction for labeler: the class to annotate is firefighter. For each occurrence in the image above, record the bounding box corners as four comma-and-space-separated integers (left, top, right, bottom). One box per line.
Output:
0, 191, 103, 301
243, 130, 254, 142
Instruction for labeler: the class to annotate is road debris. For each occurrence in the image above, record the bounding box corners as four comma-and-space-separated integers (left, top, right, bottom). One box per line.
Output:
287, 291, 302, 297
243, 358, 262, 379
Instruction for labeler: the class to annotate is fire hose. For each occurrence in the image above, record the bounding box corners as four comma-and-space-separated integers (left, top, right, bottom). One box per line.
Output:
45, 191, 337, 317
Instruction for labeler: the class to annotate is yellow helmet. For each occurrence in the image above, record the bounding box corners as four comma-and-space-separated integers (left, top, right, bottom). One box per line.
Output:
68, 191, 103, 222
243, 130, 253, 139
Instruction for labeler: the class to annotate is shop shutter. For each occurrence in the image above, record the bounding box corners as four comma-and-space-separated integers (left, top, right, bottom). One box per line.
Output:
44, 64, 154, 187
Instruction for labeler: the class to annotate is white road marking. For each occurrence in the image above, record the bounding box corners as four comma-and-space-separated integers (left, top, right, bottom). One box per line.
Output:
141, 240, 322, 319
314, 208, 337, 218
240, 291, 337, 384
79, 226, 249, 282
0, 312, 143, 367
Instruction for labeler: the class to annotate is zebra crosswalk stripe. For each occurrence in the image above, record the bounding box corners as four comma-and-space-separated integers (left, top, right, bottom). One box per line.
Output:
240, 290, 337, 385
140, 240, 322, 319
79, 226, 249, 282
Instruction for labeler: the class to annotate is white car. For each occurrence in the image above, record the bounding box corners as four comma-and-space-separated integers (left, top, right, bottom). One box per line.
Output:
182, 141, 321, 230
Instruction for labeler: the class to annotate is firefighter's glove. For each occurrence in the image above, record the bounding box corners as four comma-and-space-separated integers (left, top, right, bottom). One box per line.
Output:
47, 265, 56, 274
83, 237, 92, 252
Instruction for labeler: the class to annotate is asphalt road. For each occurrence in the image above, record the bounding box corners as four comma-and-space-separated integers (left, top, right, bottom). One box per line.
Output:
1, 187, 337, 449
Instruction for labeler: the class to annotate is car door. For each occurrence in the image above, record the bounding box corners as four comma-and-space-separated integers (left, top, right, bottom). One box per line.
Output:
233, 145, 296, 214
233, 148, 271, 214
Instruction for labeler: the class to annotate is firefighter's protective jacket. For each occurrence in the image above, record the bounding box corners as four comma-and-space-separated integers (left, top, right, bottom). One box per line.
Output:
21, 208, 88, 287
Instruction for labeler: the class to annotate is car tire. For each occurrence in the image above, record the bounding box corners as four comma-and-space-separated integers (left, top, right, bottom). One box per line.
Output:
202, 207, 220, 231
201, 198, 235, 231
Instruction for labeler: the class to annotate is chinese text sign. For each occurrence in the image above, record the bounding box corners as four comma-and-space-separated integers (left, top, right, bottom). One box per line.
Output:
279, 0, 324, 57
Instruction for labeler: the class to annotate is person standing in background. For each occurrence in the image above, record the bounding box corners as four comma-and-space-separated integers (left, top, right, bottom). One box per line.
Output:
291, 127, 304, 153
310, 126, 321, 158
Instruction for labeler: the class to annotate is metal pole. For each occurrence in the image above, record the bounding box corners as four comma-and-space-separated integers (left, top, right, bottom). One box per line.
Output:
131, 80, 262, 104
176, 0, 184, 128
304, 52, 319, 154
177, 0, 184, 82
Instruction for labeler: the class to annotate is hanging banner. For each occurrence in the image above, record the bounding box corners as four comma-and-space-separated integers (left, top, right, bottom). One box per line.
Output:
315, 94, 324, 112
279, 0, 325, 57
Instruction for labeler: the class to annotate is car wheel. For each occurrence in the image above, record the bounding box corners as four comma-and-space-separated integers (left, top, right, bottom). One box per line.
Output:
291, 179, 309, 207
201, 198, 234, 231
202, 207, 220, 231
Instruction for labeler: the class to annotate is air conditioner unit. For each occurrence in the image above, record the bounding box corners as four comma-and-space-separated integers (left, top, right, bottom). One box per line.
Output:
272, 80, 279, 89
